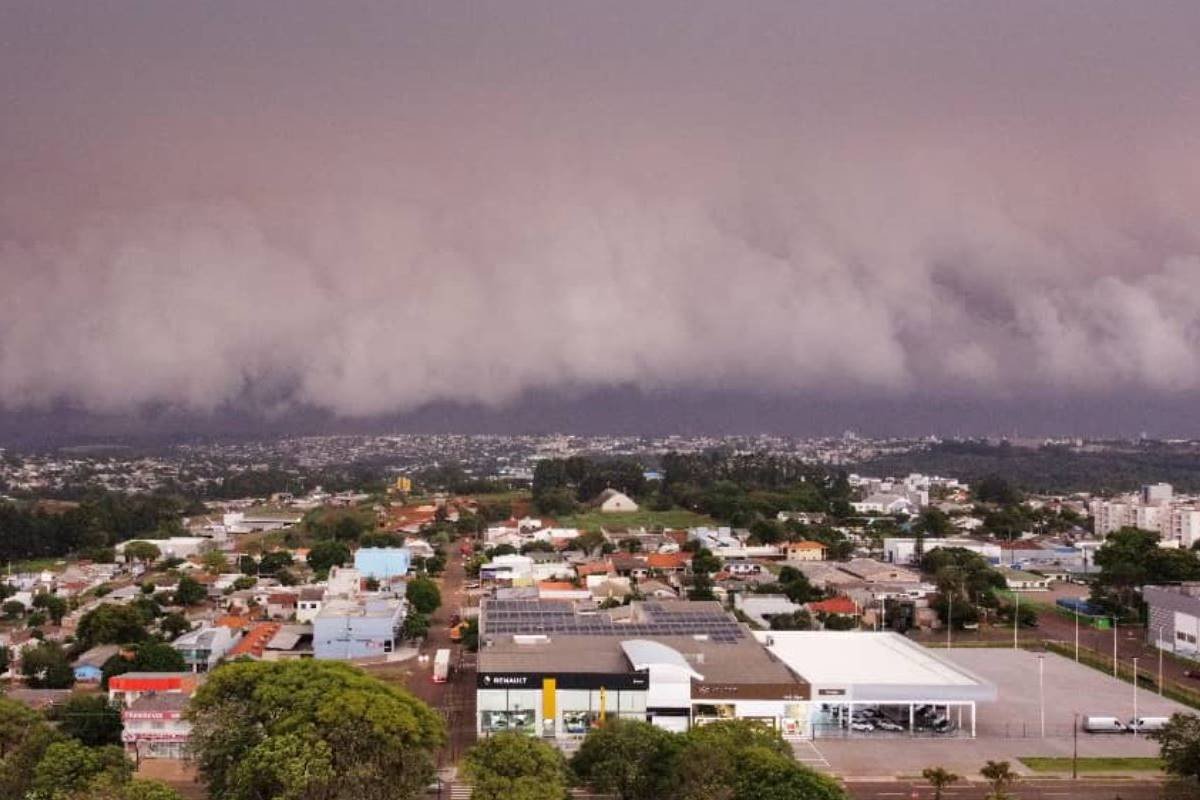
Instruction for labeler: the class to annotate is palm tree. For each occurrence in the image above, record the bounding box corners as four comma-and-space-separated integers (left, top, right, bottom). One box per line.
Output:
922, 767, 961, 800
980, 760, 1017, 800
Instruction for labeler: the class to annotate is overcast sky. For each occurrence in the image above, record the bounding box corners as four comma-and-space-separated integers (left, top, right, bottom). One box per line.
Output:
2, 2, 1200, 439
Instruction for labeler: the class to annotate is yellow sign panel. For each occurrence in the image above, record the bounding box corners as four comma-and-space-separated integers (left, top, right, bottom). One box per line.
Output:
542, 678, 557, 719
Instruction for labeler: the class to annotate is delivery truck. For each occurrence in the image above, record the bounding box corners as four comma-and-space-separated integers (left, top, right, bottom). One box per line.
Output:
433, 648, 451, 683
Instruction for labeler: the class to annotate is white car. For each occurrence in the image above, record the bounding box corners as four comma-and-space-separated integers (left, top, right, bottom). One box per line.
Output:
849, 721, 875, 732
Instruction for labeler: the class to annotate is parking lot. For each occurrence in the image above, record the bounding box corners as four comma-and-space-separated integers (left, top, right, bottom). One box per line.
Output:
810, 648, 1192, 778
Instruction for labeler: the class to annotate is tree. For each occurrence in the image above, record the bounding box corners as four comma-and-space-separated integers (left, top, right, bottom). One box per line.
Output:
2, 600, 24, 620
122, 541, 161, 566
979, 760, 1017, 800
32, 593, 69, 626
31, 739, 131, 799
54, 694, 123, 747
201, 550, 229, 574
77, 604, 148, 649
464, 732, 568, 800
308, 540, 352, 574
769, 610, 814, 631
922, 767, 960, 800
22, 640, 75, 689
1152, 713, 1200, 780
187, 660, 444, 800
174, 575, 207, 606
975, 476, 1020, 505
0, 696, 63, 799
402, 611, 430, 640
571, 719, 680, 800
158, 612, 192, 640
0, 645, 9, 675
257, 550, 294, 575
406, 577, 441, 615
731, 746, 845, 800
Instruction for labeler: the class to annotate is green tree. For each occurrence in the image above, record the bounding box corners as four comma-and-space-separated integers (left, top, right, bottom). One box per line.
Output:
201, 550, 229, 574
402, 611, 430, 640
54, 694, 123, 747
257, 551, 294, 575
77, 604, 148, 649
979, 760, 1017, 800
464, 732, 568, 800
158, 612, 192, 640
174, 575, 207, 606
571, 719, 680, 800
769, 610, 814, 631
406, 577, 441, 615
187, 660, 444, 800
0, 697, 63, 799
1152, 713, 1200, 780
308, 540, 352, 574
922, 767, 960, 800
122, 541, 161, 566
732, 746, 845, 800
22, 640, 75, 689
101, 642, 186, 688
32, 740, 131, 799
32, 593, 69, 626
2, 600, 24, 620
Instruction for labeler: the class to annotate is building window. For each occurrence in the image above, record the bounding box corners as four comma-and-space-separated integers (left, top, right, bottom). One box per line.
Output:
692, 703, 737, 722
481, 710, 535, 734
562, 711, 601, 735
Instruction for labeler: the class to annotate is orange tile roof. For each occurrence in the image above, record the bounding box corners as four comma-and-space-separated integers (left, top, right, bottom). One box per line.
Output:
537, 581, 577, 591
576, 562, 612, 577
216, 615, 250, 629
228, 623, 281, 658
647, 553, 691, 570
788, 541, 826, 550
807, 597, 859, 615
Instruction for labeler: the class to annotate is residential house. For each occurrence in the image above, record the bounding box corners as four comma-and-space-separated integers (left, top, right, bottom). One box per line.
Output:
784, 541, 827, 562
121, 693, 192, 760
172, 625, 240, 673
312, 596, 406, 660
266, 592, 298, 620
108, 673, 200, 707
296, 587, 326, 623
72, 644, 120, 683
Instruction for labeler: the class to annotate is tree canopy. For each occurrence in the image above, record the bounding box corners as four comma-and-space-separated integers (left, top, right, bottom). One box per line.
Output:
405, 577, 441, 615
463, 732, 568, 800
187, 659, 444, 800
77, 604, 149, 649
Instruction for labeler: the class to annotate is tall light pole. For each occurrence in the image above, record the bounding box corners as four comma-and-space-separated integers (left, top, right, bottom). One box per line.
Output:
1159, 627, 1165, 696
1113, 617, 1119, 679
947, 592, 953, 649
1013, 592, 1019, 650
1074, 608, 1079, 662
1038, 653, 1046, 737
1132, 656, 1140, 736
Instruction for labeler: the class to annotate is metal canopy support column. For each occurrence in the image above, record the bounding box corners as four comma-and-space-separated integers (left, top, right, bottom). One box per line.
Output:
909, 702, 915, 736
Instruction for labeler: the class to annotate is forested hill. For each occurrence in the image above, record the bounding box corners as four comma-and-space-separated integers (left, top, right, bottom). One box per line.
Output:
854, 441, 1200, 495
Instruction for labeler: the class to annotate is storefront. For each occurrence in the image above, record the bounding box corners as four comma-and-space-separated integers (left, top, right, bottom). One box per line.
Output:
477, 670, 649, 738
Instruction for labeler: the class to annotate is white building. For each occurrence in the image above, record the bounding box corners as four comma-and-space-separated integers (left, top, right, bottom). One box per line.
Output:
122, 694, 191, 760
597, 490, 639, 513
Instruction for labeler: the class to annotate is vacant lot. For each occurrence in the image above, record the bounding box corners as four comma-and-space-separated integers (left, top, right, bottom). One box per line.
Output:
1019, 756, 1163, 773
556, 508, 714, 531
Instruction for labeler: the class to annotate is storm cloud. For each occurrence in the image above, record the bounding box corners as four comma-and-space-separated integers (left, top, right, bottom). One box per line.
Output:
2, 2, 1199, 422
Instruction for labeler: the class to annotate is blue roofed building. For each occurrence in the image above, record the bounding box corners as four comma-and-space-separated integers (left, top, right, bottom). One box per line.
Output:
312, 595, 407, 660
353, 547, 412, 579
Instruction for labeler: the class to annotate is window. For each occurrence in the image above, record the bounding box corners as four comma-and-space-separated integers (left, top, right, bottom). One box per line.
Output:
562, 711, 600, 734
481, 710, 536, 734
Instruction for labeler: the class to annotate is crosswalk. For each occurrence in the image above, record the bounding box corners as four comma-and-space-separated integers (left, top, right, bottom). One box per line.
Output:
447, 784, 472, 800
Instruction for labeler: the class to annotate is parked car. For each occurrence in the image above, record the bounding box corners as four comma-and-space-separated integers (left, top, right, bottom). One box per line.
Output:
875, 719, 905, 732
849, 721, 875, 732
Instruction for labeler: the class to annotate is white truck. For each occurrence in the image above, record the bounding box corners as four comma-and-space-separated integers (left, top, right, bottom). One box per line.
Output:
433, 648, 451, 683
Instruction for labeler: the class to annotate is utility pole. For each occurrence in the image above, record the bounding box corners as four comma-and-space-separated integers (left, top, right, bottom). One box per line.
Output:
1159, 628, 1165, 696
1133, 656, 1140, 736
1013, 592, 1019, 649
1074, 608, 1079, 662
1113, 617, 1119, 679
947, 592, 952, 649
1038, 654, 1045, 737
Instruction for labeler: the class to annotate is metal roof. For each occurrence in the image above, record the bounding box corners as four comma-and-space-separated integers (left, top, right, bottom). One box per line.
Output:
620, 639, 703, 679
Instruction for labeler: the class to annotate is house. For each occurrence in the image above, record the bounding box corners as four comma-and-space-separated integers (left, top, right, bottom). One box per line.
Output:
806, 596, 860, 618
260, 624, 314, 661
313, 596, 406, 660
121, 693, 192, 760
646, 552, 691, 575
266, 592, 298, 620
296, 587, 326, 623
851, 493, 921, 516
72, 644, 120, 683
172, 625, 240, 673
227, 623, 283, 660
353, 547, 412, 579
595, 489, 639, 513
776, 512, 828, 526
725, 560, 762, 576
733, 593, 803, 628
784, 541, 827, 562
997, 567, 1051, 591
108, 673, 200, 707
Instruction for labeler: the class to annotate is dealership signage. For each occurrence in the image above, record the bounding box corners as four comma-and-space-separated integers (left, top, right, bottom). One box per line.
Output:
478, 671, 649, 690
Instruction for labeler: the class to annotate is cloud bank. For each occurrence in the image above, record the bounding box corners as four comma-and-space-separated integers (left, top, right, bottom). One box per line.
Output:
2, 2, 1199, 421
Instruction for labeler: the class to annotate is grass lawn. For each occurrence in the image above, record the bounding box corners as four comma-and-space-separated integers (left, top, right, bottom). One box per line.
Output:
7, 557, 67, 573
555, 508, 714, 531
1019, 757, 1163, 774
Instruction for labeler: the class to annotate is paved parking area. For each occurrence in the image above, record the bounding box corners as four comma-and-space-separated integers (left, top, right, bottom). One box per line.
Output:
809, 648, 1191, 778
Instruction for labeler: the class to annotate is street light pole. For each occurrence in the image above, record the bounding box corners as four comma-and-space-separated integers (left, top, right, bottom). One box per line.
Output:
1072, 713, 1079, 780
1113, 617, 1119, 679
1159, 627, 1165, 696
1074, 608, 1079, 662
1013, 592, 1019, 650
1038, 654, 1045, 737
947, 592, 952, 649
1132, 656, 1140, 737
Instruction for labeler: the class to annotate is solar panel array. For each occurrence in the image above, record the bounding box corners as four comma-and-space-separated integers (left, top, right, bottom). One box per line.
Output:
484, 599, 744, 643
